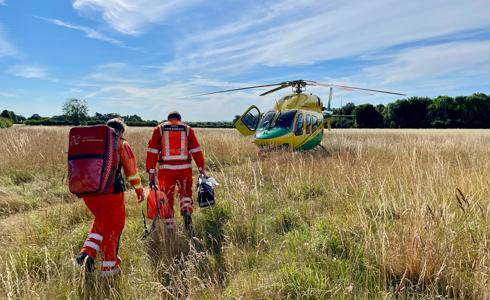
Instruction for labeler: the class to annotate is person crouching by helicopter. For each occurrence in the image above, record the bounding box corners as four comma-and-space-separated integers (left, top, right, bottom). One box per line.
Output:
146, 111, 206, 233
76, 118, 144, 277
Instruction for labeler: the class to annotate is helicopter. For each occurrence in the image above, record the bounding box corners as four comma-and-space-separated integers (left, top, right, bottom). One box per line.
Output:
198, 80, 405, 151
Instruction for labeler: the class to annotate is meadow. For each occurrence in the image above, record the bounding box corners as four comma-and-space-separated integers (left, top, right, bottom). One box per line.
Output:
0, 126, 489, 299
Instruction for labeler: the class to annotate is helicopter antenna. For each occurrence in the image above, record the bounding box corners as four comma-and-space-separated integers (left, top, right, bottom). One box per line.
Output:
327, 88, 333, 111
340, 96, 343, 128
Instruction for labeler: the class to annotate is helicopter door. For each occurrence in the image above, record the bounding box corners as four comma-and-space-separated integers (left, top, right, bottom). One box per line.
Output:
234, 105, 261, 136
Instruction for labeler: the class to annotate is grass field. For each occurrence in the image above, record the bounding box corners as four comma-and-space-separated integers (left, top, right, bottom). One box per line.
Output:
0, 127, 489, 299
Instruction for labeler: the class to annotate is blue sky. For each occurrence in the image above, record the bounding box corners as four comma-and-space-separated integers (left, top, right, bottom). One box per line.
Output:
0, 0, 489, 121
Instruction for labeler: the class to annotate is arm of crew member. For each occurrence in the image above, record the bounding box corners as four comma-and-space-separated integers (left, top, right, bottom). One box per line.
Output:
121, 141, 144, 201
188, 128, 205, 174
146, 126, 162, 174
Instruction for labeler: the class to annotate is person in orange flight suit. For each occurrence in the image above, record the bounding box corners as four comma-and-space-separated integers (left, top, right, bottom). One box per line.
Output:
76, 118, 144, 277
146, 111, 205, 232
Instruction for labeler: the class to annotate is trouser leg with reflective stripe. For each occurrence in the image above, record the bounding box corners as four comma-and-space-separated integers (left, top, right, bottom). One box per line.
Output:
100, 193, 125, 276
82, 196, 105, 258
82, 193, 125, 276
158, 169, 176, 231
158, 171, 175, 220
158, 167, 193, 217
176, 168, 193, 215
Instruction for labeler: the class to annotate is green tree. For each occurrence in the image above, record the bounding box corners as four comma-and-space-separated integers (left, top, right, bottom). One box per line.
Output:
384, 97, 431, 128
354, 104, 384, 128
428, 94, 490, 128
0, 110, 25, 123
461, 93, 490, 128
0, 117, 13, 128
62, 99, 89, 125
331, 102, 356, 128
1, 110, 16, 121
428, 96, 457, 128
28, 114, 43, 120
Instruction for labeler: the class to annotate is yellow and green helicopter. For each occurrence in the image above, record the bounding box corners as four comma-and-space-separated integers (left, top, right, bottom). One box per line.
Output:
200, 80, 404, 150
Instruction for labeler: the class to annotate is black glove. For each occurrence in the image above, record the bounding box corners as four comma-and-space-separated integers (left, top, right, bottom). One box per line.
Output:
148, 172, 157, 189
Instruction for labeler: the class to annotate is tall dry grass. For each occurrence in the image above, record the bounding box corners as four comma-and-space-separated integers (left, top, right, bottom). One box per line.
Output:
0, 126, 489, 299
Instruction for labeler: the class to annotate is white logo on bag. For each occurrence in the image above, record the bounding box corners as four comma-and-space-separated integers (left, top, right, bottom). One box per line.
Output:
70, 135, 81, 146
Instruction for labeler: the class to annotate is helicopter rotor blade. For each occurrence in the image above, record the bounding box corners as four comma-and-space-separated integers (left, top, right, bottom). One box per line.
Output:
191, 83, 284, 97
307, 81, 406, 96
259, 84, 289, 96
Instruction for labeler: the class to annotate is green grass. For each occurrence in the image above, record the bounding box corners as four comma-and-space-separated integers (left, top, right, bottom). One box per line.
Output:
0, 127, 490, 299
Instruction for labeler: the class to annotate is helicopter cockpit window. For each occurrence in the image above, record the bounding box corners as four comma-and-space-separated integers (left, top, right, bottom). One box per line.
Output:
258, 111, 275, 130
306, 114, 312, 134
312, 115, 318, 131
242, 107, 260, 131
295, 113, 304, 136
274, 110, 297, 131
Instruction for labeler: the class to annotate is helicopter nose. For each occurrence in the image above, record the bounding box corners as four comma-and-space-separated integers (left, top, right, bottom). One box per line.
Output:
255, 127, 289, 140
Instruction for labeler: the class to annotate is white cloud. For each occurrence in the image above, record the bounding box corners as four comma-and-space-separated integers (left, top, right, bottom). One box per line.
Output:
0, 24, 15, 57
39, 17, 127, 48
363, 41, 490, 84
7, 65, 49, 79
312, 40, 490, 103
74, 64, 275, 120
72, 0, 198, 35
89, 84, 269, 121
165, 0, 490, 73
84, 62, 154, 83
60, 0, 490, 119
0, 91, 15, 97
66, 88, 83, 94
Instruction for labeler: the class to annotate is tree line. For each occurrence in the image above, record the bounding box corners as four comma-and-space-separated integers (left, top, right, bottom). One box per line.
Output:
1, 99, 233, 128
2, 93, 489, 129
331, 93, 490, 128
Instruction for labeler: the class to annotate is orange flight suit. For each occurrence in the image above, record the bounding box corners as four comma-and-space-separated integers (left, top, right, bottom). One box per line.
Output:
146, 119, 204, 229
80, 139, 143, 277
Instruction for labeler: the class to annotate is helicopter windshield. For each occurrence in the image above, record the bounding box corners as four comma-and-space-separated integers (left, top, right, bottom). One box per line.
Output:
274, 110, 297, 130
258, 110, 297, 131
258, 111, 275, 129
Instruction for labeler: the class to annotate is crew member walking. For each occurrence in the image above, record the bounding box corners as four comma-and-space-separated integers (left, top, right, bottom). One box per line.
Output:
76, 118, 144, 277
146, 111, 205, 232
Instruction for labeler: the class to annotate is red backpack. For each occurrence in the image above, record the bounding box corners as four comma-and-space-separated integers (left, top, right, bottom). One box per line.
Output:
68, 125, 121, 197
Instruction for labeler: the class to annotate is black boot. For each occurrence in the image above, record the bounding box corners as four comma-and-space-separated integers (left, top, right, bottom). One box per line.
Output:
76, 252, 95, 273
183, 212, 194, 237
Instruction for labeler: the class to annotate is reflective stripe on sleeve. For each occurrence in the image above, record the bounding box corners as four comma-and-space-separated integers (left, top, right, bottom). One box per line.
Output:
147, 147, 160, 154
159, 164, 192, 170
189, 147, 201, 153
83, 241, 100, 252
133, 183, 143, 190
88, 233, 103, 241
